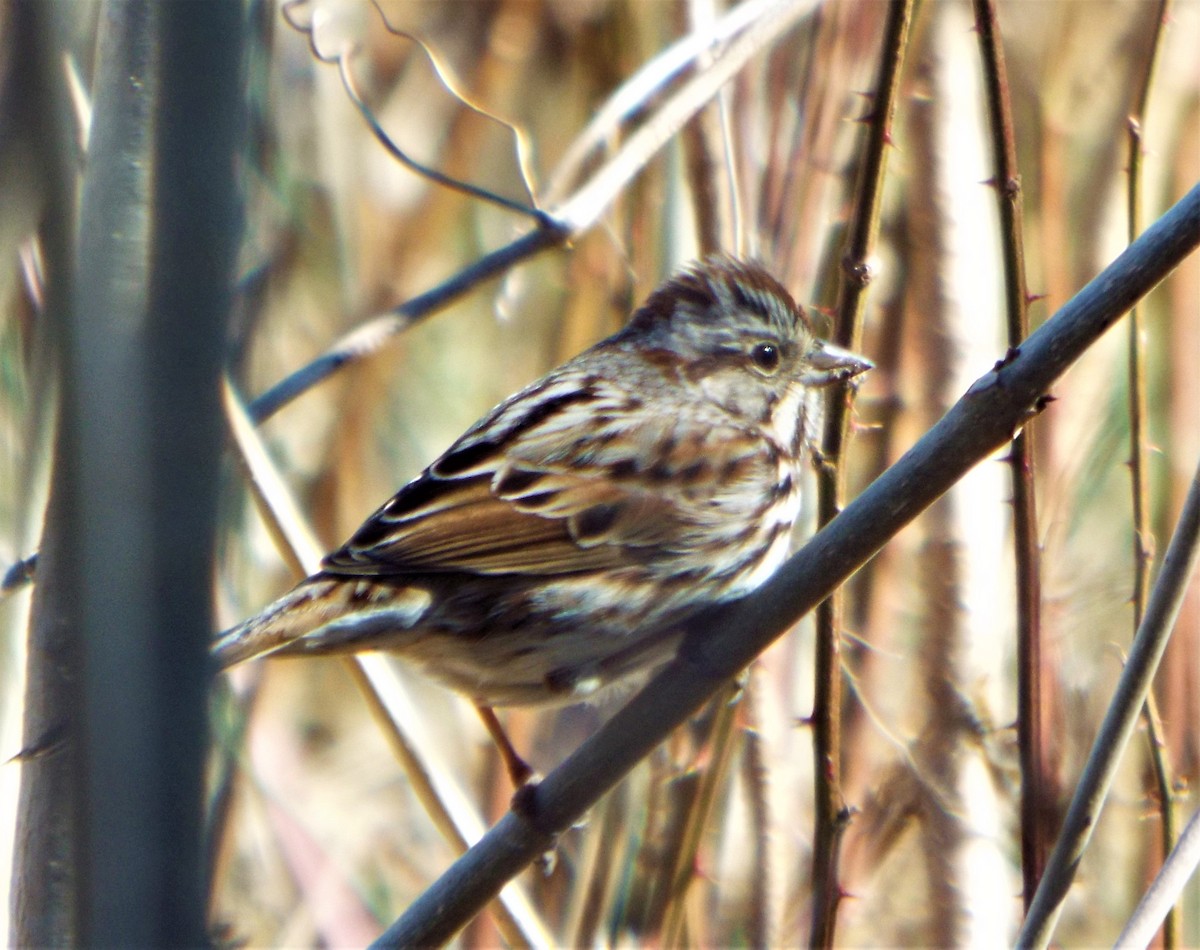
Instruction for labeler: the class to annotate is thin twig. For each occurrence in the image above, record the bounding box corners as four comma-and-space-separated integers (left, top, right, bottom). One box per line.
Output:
282, 0, 546, 221
246, 226, 567, 424
248, 0, 811, 426
219, 381, 550, 948
811, 0, 912, 944
971, 0, 1048, 909
369, 1, 543, 214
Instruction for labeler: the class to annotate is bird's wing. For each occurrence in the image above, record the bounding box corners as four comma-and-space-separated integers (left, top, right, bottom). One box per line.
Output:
321, 372, 774, 578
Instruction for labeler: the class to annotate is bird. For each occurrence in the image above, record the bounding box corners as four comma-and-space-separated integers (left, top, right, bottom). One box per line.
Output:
214, 256, 870, 713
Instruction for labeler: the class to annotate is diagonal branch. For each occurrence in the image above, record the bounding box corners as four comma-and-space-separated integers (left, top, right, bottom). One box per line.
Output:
248, 0, 813, 426
1018, 452, 1200, 949
371, 183, 1200, 950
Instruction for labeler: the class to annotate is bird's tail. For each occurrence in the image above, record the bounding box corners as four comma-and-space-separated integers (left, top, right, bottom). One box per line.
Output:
213, 577, 344, 668
213, 575, 435, 669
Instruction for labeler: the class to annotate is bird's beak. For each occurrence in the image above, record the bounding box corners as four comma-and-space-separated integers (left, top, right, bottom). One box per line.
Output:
801, 341, 873, 386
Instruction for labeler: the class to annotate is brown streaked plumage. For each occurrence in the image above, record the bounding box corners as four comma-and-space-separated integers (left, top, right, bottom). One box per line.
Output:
214, 256, 870, 706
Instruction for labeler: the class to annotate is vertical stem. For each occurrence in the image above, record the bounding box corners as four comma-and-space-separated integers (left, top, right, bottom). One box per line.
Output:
741, 675, 773, 948
39, 2, 243, 942
971, 0, 1048, 909
810, 0, 912, 944
1126, 1, 1177, 944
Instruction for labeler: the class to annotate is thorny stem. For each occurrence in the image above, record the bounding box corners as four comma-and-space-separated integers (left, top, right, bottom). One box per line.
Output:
972, 0, 1049, 909
659, 681, 741, 947
1126, 1, 1177, 945
811, 0, 912, 944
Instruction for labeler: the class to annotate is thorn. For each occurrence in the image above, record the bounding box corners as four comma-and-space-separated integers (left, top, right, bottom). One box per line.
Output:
2, 552, 38, 594
536, 847, 558, 876
5, 721, 68, 764
991, 347, 1019, 373
1026, 291, 1048, 305
1022, 396, 1054, 418
795, 715, 815, 729
510, 779, 542, 820
841, 256, 875, 287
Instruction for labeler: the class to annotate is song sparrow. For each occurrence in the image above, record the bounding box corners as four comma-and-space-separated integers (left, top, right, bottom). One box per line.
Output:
214, 256, 870, 706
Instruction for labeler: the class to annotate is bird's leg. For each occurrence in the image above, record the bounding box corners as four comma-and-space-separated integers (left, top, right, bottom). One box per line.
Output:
474, 703, 535, 788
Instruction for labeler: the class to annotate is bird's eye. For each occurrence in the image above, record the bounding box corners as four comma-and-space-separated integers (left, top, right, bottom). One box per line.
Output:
750, 342, 780, 373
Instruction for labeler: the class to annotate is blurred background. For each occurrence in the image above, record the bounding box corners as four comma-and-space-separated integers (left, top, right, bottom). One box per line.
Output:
2, 0, 1197, 945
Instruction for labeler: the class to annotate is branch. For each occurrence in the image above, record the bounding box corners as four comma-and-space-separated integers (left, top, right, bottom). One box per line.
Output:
248, 0, 813, 425
373, 183, 1200, 950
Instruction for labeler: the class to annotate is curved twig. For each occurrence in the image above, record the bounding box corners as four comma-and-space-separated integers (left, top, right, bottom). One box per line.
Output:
281, 0, 545, 221
249, 0, 813, 425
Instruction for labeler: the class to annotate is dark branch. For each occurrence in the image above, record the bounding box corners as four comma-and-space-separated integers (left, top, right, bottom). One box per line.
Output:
373, 184, 1200, 948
